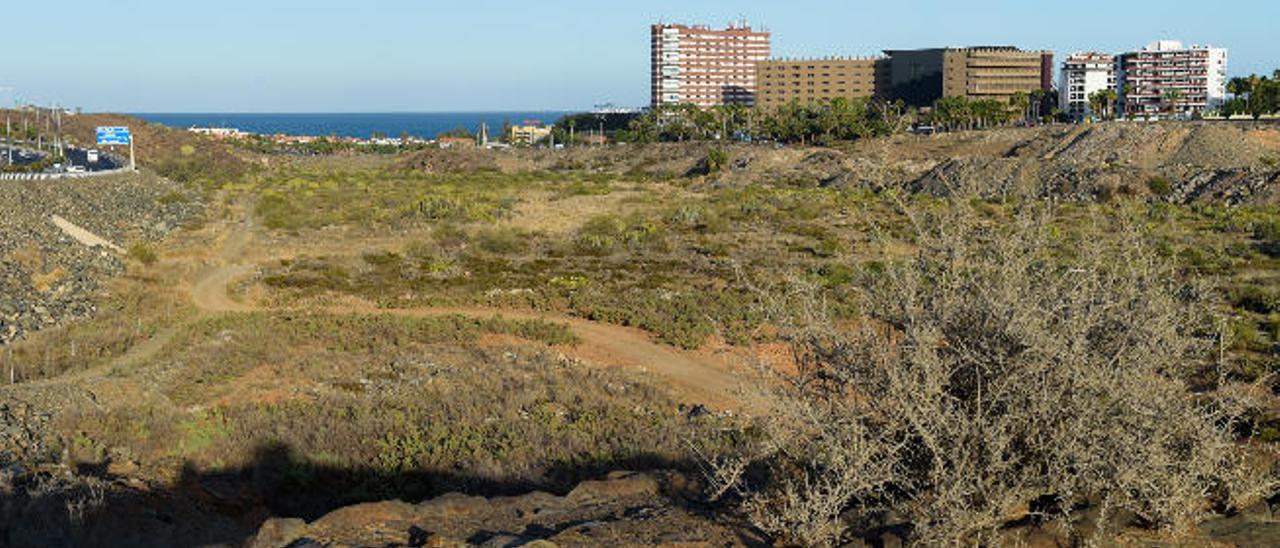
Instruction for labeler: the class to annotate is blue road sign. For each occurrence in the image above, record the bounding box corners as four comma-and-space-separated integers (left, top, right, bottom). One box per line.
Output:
96, 126, 131, 145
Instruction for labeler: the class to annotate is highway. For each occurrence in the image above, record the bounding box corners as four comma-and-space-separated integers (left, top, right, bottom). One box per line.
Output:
0, 144, 43, 167
0, 142, 122, 173
65, 146, 123, 171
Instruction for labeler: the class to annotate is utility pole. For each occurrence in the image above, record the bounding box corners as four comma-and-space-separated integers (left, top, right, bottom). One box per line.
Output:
55, 105, 63, 160
5, 113, 11, 165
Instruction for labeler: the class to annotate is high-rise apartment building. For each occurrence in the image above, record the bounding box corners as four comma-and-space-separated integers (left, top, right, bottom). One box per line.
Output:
1117, 40, 1228, 118
755, 57, 891, 108
1060, 52, 1118, 120
883, 47, 1053, 106
651, 22, 771, 108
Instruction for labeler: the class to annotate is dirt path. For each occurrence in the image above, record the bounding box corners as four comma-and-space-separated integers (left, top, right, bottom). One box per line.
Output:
50, 214, 124, 253
187, 204, 765, 413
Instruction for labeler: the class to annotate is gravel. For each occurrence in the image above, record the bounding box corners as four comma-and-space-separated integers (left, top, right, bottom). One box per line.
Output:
0, 172, 201, 345
907, 122, 1280, 203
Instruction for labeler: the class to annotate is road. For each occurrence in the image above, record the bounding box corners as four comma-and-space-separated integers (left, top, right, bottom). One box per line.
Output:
0, 144, 43, 167
0, 142, 121, 172
63, 146, 123, 171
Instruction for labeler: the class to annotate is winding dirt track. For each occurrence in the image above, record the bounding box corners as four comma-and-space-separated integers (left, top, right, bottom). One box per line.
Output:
188, 208, 764, 413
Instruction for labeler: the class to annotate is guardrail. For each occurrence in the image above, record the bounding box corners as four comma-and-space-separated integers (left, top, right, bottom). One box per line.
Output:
0, 168, 133, 181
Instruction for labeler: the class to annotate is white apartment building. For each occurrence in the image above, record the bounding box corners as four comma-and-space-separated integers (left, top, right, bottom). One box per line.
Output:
650, 22, 771, 108
1060, 52, 1117, 120
1118, 40, 1228, 118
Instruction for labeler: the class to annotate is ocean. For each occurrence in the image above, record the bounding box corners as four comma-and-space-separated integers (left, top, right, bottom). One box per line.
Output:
130, 112, 572, 139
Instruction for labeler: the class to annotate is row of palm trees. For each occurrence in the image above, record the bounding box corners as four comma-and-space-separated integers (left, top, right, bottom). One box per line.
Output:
1084, 83, 1184, 121
622, 91, 1067, 144
622, 98, 914, 145
1223, 71, 1280, 119
1082, 69, 1280, 121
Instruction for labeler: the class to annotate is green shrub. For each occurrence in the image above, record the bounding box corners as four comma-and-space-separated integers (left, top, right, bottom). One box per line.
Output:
127, 241, 158, 266
476, 226, 530, 255
157, 190, 188, 206
1147, 175, 1174, 197
705, 148, 729, 174
1230, 285, 1280, 315
361, 250, 402, 267
432, 224, 471, 250
573, 214, 663, 255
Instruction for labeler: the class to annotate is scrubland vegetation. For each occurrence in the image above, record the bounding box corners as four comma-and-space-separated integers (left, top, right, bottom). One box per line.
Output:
5, 123, 1280, 546
226, 146, 1280, 543
706, 204, 1276, 545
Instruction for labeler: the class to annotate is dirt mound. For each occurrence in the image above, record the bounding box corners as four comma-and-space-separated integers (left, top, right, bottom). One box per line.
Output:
392, 122, 1280, 204
904, 122, 1280, 204
399, 147, 505, 174
1023, 122, 1278, 170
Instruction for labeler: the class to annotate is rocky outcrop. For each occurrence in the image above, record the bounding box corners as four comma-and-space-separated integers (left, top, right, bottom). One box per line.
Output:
248, 471, 760, 548
245, 469, 1280, 548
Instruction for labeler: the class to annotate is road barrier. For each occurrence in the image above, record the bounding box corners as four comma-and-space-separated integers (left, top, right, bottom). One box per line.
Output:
0, 168, 132, 181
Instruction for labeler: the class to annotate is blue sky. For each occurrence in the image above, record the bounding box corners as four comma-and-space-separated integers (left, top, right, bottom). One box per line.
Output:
2, 0, 1276, 112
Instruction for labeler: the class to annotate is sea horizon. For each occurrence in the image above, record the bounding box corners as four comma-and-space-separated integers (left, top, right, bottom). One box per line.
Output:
131, 111, 577, 139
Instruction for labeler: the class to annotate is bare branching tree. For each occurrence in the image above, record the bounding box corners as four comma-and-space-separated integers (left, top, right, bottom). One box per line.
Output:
707, 200, 1276, 546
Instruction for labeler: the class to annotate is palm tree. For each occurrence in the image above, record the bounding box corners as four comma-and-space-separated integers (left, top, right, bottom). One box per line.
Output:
1162, 89, 1185, 116
1227, 77, 1252, 120
1228, 77, 1250, 100
1088, 90, 1107, 121
1009, 91, 1030, 123
1120, 83, 1136, 119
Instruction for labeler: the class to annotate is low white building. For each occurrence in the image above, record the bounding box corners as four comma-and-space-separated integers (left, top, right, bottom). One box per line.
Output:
1060, 52, 1117, 121
1118, 40, 1228, 118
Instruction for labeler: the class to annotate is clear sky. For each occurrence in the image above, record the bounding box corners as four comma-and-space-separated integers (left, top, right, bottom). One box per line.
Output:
2, 0, 1276, 112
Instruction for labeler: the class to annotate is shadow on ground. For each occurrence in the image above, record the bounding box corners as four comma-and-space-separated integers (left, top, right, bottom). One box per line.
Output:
0, 442, 715, 547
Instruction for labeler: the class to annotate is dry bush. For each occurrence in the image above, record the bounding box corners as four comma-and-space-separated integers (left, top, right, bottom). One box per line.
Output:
707, 201, 1276, 546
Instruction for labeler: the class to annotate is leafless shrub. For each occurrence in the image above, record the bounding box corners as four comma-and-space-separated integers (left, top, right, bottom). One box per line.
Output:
708, 200, 1276, 546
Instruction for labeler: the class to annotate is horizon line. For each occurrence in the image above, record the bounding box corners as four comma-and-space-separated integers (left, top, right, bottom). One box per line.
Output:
121, 109, 594, 115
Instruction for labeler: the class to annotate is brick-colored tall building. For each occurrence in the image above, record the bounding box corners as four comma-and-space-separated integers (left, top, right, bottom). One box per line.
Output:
884, 47, 1053, 106
755, 57, 891, 108
651, 23, 771, 108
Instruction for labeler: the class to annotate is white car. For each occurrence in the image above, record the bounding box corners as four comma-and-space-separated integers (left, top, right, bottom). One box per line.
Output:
67, 165, 87, 173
